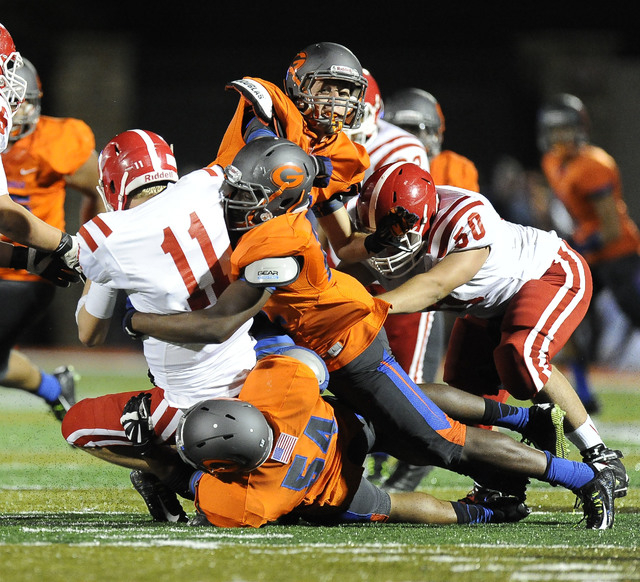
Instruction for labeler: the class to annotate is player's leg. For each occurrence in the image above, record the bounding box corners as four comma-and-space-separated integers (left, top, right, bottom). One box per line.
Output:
0, 279, 76, 419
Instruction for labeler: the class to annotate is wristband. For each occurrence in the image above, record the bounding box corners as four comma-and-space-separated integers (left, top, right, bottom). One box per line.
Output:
85, 283, 119, 319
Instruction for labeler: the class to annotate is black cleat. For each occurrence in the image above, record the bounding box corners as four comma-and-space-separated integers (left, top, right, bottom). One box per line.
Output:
459, 483, 530, 520
521, 403, 570, 458
574, 466, 615, 529
130, 470, 188, 523
382, 462, 432, 492
582, 444, 628, 499
49, 365, 78, 421
187, 511, 212, 527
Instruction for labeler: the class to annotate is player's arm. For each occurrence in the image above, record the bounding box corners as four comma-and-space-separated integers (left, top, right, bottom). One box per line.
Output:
592, 187, 622, 245
129, 279, 271, 344
76, 279, 118, 347
65, 150, 105, 223
0, 193, 67, 250
377, 247, 489, 313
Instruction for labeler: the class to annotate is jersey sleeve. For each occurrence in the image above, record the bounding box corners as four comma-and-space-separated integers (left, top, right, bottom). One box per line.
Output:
42, 118, 95, 176
428, 191, 499, 259
77, 214, 119, 285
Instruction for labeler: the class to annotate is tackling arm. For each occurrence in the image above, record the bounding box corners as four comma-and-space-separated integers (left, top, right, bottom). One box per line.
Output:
130, 279, 271, 344
377, 247, 490, 313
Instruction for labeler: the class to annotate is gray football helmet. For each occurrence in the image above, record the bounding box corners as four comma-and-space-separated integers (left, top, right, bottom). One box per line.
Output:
537, 93, 589, 153
284, 42, 367, 134
221, 137, 316, 231
383, 88, 444, 158
9, 57, 41, 141
176, 398, 274, 474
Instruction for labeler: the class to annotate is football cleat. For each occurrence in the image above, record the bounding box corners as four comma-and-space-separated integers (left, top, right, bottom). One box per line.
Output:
521, 403, 570, 458
581, 444, 628, 499
574, 466, 615, 529
50, 365, 78, 421
481, 497, 531, 523
459, 483, 529, 512
130, 470, 188, 523
187, 511, 212, 527
381, 462, 432, 492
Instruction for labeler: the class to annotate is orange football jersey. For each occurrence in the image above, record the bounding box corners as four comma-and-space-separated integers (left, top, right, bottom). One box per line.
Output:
230, 211, 389, 371
213, 77, 369, 206
542, 144, 640, 263
430, 150, 479, 192
194, 354, 366, 528
0, 115, 95, 281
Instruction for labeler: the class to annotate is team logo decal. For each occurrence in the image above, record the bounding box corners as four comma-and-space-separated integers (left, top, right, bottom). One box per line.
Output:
271, 163, 305, 193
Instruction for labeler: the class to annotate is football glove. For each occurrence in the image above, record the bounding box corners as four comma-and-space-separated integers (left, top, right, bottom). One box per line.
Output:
53, 232, 81, 271
9, 246, 82, 287
364, 206, 420, 254
121, 392, 155, 453
312, 156, 333, 188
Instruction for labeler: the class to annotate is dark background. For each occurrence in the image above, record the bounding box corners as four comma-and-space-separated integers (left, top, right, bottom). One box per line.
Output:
3, 1, 640, 345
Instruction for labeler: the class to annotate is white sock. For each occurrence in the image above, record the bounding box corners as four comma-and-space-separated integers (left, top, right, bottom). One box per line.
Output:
565, 415, 603, 452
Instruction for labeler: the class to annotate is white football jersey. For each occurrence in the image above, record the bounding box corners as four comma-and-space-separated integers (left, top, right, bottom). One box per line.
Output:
371, 186, 563, 318
0, 95, 12, 195
365, 119, 430, 179
78, 166, 256, 408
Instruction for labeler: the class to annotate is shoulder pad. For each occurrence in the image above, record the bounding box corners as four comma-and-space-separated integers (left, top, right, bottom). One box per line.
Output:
244, 256, 300, 287
226, 79, 273, 124
279, 346, 329, 393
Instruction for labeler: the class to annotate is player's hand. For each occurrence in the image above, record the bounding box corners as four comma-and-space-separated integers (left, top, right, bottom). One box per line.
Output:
122, 297, 143, 340
53, 232, 81, 271
312, 156, 333, 188
120, 392, 154, 453
10, 246, 82, 287
364, 206, 419, 254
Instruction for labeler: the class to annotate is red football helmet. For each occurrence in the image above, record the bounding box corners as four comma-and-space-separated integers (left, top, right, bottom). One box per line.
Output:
344, 68, 383, 145
97, 129, 179, 211
0, 23, 26, 113
357, 161, 438, 278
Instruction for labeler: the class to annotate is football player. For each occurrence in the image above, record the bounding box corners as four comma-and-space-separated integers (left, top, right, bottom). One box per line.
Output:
125, 137, 615, 529
538, 93, 640, 411
61, 129, 258, 522
354, 160, 628, 506
0, 24, 79, 271
0, 57, 103, 420
212, 41, 412, 267
133, 346, 613, 529
357, 87, 486, 491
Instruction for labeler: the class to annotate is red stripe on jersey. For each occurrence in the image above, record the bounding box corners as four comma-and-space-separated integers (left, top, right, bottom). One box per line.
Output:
92, 215, 113, 238
431, 198, 483, 259
375, 144, 422, 168
368, 135, 422, 158
203, 166, 220, 177
78, 225, 98, 252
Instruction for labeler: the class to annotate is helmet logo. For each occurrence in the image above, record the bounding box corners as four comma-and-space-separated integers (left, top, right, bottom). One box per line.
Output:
271, 163, 306, 193
287, 52, 307, 87
330, 64, 358, 78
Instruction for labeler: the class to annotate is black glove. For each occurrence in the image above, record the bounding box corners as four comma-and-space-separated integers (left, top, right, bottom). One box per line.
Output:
312, 156, 333, 188
53, 232, 81, 271
122, 297, 143, 340
364, 206, 420, 254
10, 246, 82, 287
120, 392, 154, 453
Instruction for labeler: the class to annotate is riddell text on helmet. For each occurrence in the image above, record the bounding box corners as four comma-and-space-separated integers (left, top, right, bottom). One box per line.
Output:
145, 171, 175, 182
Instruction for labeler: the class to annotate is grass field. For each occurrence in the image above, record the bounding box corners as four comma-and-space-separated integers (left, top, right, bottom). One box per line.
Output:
1, 348, 639, 582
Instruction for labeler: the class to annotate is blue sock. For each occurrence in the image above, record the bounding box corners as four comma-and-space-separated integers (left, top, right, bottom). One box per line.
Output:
543, 451, 596, 491
451, 501, 494, 524
483, 401, 529, 431
36, 372, 61, 404
570, 360, 593, 402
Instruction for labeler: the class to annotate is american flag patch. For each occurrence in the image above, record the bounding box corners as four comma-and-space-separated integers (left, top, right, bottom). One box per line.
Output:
270, 432, 298, 464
